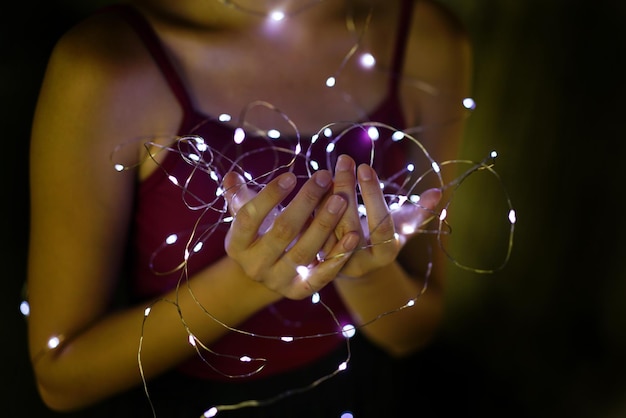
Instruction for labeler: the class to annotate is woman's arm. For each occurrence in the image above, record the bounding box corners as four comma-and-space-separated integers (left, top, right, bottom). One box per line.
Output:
26, 13, 352, 412
331, 0, 473, 357
25, 14, 288, 411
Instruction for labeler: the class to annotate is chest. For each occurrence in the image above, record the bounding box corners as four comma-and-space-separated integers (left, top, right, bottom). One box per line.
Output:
161, 22, 396, 134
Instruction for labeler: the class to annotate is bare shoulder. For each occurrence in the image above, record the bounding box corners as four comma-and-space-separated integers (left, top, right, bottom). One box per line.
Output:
50, 9, 149, 84
407, 0, 472, 86
38, 7, 181, 146
414, 0, 469, 40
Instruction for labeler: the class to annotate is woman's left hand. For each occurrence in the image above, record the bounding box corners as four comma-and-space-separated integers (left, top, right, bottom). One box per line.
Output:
327, 155, 441, 278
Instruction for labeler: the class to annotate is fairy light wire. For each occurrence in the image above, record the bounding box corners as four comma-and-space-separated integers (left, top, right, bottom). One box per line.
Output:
21, 1, 516, 416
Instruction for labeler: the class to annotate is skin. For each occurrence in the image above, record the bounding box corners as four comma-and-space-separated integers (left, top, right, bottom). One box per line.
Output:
26, 0, 471, 412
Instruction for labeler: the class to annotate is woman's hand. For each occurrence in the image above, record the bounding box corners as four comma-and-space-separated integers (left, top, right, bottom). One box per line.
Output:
223, 170, 360, 300
329, 155, 442, 278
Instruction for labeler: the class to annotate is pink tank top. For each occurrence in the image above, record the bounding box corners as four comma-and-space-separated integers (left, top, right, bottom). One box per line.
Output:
105, 1, 414, 380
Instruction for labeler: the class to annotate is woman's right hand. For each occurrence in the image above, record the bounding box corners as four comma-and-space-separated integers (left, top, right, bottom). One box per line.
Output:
223, 170, 360, 300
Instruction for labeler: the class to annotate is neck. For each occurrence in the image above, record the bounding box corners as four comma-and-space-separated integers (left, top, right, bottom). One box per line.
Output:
130, 0, 377, 32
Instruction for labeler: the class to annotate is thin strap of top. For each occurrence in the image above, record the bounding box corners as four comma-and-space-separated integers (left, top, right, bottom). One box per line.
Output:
389, 0, 416, 94
99, 4, 195, 116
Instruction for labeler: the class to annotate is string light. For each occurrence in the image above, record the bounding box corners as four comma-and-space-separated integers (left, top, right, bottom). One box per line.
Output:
109, 116, 516, 415
38, 2, 514, 416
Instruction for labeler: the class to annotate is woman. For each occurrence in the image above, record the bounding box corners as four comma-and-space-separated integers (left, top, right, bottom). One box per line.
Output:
26, 0, 471, 416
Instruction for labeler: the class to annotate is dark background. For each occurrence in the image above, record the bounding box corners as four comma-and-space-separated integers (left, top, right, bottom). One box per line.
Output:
3, 1, 625, 417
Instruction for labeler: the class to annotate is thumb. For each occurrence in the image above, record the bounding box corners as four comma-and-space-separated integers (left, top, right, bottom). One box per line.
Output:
391, 188, 442, 240
222, 172, 256, 215
415, 188, 442, 214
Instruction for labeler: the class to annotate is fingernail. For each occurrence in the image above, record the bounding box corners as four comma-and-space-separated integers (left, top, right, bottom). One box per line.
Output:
315, 170, 332, 187
357, 164, 373, 181
278, 173, 296, 189
336, 155, 352, 172
326, 195, 346, 214
343, 232, 359, 251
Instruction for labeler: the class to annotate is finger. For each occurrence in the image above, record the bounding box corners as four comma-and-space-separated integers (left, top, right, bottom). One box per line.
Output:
225, 172, 297, 252
357, 164, 395, 244
318, 233, 338, 261
389, 188, 442, 246
332, 155, 363, 241
280, 194, 347, 270
285, 231, 360, 299
413, 188, 442, 227
262, 170, 334, 252
222, 172, 255, 215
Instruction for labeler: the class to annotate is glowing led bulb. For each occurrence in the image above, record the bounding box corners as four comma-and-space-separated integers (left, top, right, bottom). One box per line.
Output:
114, 164, 124, 172
392, 131, 405, 141
168, 175, 179, 186
326, 143, 335, 153
326, 76, 336, 87
267, 129, 281, 139
509, 209, 517, 224
310, 160, 320, 170
491, 150, 498, 158
240, 356, 252, 362
144, 307, 151, 317
47, 336, 61, 350
311, 292, 321, 304
431, 161, 441, 173
296, 265, 310, 280
439, 208, 448, 221
342, 324, 356, 338
204, 407, 218, 417
359, 52, 376, 68
193, 242, 203, 253
406, 163, 415, 172
281, 336, 294, 342
218, 113, 231, 122
401, 224, 416, 235
188, 335, 196, 346
165, 234, 178, 245
367, 126, 380, 140
338, 361, 348, 371
234, 127, 245, 144
20, 300, 30, 317
462, 97, 477, 110
269, 10, 285, 21
341, 413, 354, 418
